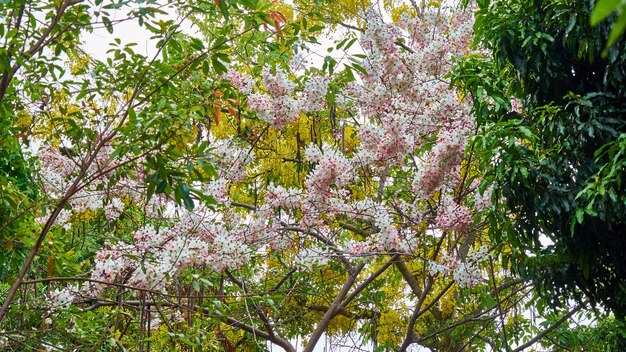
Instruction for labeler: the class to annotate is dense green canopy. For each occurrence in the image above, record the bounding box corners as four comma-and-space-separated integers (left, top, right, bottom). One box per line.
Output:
459, 0, 626, 319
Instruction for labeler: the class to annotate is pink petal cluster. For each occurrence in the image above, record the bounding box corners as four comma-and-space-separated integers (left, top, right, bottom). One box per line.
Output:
228, 66, 328, 128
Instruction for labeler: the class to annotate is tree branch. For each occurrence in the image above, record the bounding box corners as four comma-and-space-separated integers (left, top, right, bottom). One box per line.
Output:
511, 304, 584, 352
303, 261, 367, 352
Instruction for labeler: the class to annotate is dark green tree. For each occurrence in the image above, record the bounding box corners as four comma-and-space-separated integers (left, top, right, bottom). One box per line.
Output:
455, 0, 626, 321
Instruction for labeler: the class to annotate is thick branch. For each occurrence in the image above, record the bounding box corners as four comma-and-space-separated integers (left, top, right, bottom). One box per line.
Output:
222, 315, 296, 352
341, 255, 398, 308
398, 280, 454, 352
395, 258, 443, 321
303, 262, 366, 352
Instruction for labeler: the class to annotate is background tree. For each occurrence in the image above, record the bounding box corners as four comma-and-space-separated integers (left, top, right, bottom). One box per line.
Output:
455, 0, 626, 330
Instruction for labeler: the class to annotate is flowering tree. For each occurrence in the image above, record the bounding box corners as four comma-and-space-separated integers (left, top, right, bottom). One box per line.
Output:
0, 0, 604, 351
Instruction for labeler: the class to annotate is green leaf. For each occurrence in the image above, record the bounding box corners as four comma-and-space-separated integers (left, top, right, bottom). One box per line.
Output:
591, 0, 621, 25
239, 0, 258, 10
199, 278, 214, 287
309, 25, 324, 32
191, 188, 217, 205
146, 181, 156, 201
183, 195, 195, 210
211, 55, 228, 75
324, 56, 336, 75
350, 63, 367, 75
156, 180, 168, 194
520, 166, 529, 179
606, 11, 626, 49
128, 107, 137, 123
178, 335, 195, 346
575, 208, 584, 224
102, 16, 114, 34
180, 183, 195, 210
104, 1, 127, 9
218, 0, 230, 19
344, 65, 355, 81
518, 125, 533, 139
169, 38, 181, 53
335, 38, 349, 50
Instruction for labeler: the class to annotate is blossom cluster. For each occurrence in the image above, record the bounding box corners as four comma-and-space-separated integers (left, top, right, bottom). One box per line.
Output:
226, 65, 328, 128
88, 212, 255, 292
49, 287, 76, 309
339, 6, 477, 195
435, 194, 472, 233
33, 141, 136, 228
223, 68, 255, 95
36, 146, 75, 199
413, 128, 471, 198
304, 143, 354, 198
210, 137, 255, 182
428, 246, 489, 288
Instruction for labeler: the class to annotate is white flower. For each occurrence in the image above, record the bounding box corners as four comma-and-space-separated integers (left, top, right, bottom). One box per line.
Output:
50, 287, 74, 309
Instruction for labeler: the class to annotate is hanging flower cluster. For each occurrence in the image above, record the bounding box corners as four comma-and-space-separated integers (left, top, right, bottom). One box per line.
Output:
428, 246, 490, 288
227, 65, 329, 128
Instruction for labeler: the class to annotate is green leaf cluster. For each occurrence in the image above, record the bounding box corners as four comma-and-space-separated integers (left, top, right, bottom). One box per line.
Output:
458, 0, 626, 320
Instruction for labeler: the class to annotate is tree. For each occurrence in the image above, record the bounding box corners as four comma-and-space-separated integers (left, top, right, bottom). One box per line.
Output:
0, 0, 610, 351
455, 0, 626, 324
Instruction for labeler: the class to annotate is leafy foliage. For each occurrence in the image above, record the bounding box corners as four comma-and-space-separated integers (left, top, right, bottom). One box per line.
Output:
459, 0, 626, 323
0, 0, 618, 351
591, 0, 626, 52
